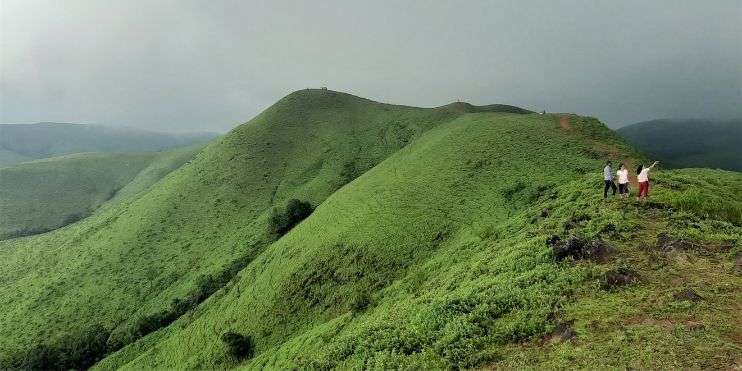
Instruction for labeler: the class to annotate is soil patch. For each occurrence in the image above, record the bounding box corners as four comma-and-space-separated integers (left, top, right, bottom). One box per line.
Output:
601, 268, 637, 290
548, 235, 613, 263
673, 288, 703, 302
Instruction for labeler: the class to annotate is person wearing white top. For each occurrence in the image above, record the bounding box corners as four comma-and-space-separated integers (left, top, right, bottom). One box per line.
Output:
616, 163, 630, 198
636, 161, 659, 200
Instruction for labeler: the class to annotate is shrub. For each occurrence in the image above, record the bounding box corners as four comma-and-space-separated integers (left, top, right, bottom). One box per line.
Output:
349, 291, 371, 313
221, 332, 254, 360
269, 199, 314, 236
0, 325, 110, 370
120, 254, 258, 353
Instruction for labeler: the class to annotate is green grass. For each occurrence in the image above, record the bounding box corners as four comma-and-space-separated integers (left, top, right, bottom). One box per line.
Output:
0, 145, 205, 239
0, 152, 155, 239
0, 90, 739, 370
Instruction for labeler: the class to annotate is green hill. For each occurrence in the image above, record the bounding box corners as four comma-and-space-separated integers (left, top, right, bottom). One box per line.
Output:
0, 90, 739, 370
0, 145, 204, 239
0, 123, 216, 167
617, 119, 742, 171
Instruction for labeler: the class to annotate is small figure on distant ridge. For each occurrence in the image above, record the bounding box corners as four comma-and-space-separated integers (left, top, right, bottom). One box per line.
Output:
603, 161, 617, 198
636, 161, 659, 200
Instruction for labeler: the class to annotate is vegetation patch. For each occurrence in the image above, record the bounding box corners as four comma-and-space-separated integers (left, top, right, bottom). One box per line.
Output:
221, 332, 254, 360
269, 199, 314, 237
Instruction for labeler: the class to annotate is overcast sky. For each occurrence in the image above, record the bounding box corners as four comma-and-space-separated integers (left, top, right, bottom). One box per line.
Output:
1, 0, 740, 132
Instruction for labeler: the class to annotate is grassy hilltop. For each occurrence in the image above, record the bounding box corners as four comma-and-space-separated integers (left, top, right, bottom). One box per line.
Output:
0, 90, 739, 370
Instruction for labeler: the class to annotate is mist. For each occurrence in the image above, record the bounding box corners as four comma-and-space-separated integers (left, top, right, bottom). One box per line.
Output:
1, 0, 740, 132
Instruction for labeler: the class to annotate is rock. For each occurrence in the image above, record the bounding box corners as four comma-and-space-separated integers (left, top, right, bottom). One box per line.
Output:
601, 268, 637, 290
550, 235, 613, 263
655, 233, 695, 252
563, 214, 591, 231
673, 288, 703, 302
553, 322, 576, 341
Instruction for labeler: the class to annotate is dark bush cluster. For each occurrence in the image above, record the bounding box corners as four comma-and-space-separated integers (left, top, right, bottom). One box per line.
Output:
1, 226, 55, 240
110, 250, 258, 349
0, 325, 110, 370
269, 199, 314, 236
221, 332, 254, 360
1, 211, 90, 240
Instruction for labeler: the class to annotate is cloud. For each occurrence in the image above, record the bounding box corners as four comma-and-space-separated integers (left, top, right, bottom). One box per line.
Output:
1, 0, 740, 132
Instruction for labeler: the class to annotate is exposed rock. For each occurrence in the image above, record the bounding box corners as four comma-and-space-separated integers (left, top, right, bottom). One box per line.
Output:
655, 233, 696, 252
552, 322, 576, 342
549, 235, 613, 263
601, 268, 637, 290
673, 288, 703, 302
563, 214, 591, 231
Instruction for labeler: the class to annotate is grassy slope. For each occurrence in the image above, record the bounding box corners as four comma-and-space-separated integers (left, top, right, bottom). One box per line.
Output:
0, 145, 205, 239
0, 148, 32, 168
100, 113, 740, 369
617, 119, 742, 171
0, 90, 481, 360
0, 152, 156, 238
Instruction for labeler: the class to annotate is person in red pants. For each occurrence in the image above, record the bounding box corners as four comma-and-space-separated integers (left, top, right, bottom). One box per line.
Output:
636, 161, 659, 200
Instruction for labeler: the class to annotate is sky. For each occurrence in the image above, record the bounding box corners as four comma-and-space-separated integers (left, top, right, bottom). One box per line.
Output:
1, 0, 740, 132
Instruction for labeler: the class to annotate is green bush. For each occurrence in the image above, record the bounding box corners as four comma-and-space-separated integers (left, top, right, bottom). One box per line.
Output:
221, 332, 254, 360
270, 199, 314, 236
0, 325, 109, 370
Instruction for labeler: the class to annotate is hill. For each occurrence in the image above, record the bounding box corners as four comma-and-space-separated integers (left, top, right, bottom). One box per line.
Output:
617, 119, 742, 171
0, 123, 216, 167
0, 145, 205, 239
0, 90, 739, 370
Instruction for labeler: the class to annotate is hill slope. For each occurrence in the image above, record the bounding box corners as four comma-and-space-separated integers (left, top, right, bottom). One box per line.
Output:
0, 123, 216, 167
0, 90, 483, 365
0, 144, 205, 239
0, 90, 739, 370
99, 111, 740, 370
617, 119, 742, 171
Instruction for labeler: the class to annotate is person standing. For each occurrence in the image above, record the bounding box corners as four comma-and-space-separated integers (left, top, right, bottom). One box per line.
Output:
637, 161, 659, 200
616, 163, 630, 198
603, 161, 617, 198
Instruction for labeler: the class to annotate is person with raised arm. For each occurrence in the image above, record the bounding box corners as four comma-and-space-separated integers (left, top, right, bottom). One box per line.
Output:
636, 161, 659, 200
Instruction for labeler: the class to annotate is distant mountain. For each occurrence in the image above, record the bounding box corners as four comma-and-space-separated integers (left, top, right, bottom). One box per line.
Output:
617, 119, 742, 171
0, 123, 217, 167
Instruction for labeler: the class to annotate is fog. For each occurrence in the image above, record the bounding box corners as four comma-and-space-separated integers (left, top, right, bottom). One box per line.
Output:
1, 0, 740, 132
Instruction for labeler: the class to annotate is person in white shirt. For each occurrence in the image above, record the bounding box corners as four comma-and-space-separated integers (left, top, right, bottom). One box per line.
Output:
616, 163, 630, 198
636, 161, 659, 200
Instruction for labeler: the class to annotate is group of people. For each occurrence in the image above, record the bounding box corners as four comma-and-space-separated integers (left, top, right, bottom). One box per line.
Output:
603, 160, 659, 200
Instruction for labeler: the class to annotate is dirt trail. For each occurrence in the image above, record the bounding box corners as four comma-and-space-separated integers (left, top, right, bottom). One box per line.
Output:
559, 116, 571, 129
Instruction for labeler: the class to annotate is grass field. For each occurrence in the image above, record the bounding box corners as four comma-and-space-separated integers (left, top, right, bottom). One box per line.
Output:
0, 90, 739, 369
0, 145, 205, 239
0, 152, 156, 239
